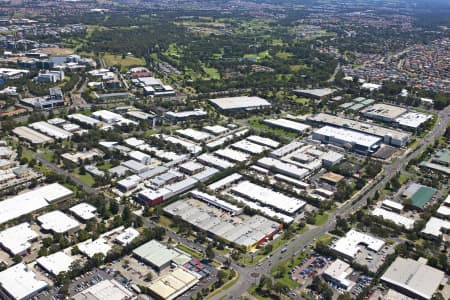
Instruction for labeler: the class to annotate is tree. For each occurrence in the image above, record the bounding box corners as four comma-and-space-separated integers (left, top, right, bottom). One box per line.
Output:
109, 200, 119, 215
13, 255, 22, 263
122, 205, 131, 222
91, 253, 105, 267
145, 272, 153, 282
258, 275, 272, 292
217, 270, 227, 284
205, 244, 215, 260
38, 247, 48, 257
274, 280, 289, 295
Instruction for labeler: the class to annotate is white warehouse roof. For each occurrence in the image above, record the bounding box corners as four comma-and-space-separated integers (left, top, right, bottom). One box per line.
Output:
69, 203, 97, 221
372, 208, 414, 229
0, 263, 48, 300
209, 96, 272, 110
37, 211, 80, 234
73, 279, 134, 300
0, 222, 38, 256
264, 118, 311, 133
36, 251, 74, 276
29, 121, 73, 139
331, 229, 385, 259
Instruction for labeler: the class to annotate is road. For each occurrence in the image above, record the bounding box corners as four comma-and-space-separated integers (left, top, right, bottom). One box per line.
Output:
210, 105, 450, 299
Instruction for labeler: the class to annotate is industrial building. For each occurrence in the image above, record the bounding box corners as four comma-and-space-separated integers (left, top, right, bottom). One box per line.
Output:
257, 157, 310, 179
246, 135, 280, 148
371, 208, 414, 229
165, 109, 208, 122
68, 113, 101, 127
0, 222, 39, 256
395, 112, 432, 130
114, 227, 140, 246
36, 251, 74, 277
0, 263, 48, 300
12, 126, 54, 145
77, 237, 112, 258
312, 126, 382, 155
231, 140, 269, 155
331, 229, 385, 259
419, 149, 450, 175
0, 183, 73, 225
263, 118, 311, 134
190, 190, 244, 215
361, 103, 407, 122
214, 148, 250, 163
164, 199, 281, 251
69, 202, 97, 221
307, 113, 410, 147
176, 128, 211, 142
230, 180, 306, 215
72, 279, 134, 300
29, 121, 72, 140
381, 257, 445, 300
148, 267, 200, 300
420, 217, 450, 239
37, 210, 80, 234
197, 153, 234, 170
293, 88, 337, 100
209, 96, 272, 112
322, 259, 355, 291
133, 240, 190, 272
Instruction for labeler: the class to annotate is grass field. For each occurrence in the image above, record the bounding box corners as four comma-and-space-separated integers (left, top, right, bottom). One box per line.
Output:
74, 168, 95, 186
314, 213, 329, 226
103, 54, 145, 69
275, 51, 294, 59
176, 244, 203, 259
270, 251, 309, 289
316, 233, 333, 246
203, 66, 221, 80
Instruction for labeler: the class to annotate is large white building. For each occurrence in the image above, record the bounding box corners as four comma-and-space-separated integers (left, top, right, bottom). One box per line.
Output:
0, 263, 48, 300
381, 257, 445, 300
36, 251, 75, 276
0, 222, 38, 256
322, 259, 355, 291
209, 96, 272, 112
331, 229, 385, 259
37, 211, 80, 234
73, 279, 134, 300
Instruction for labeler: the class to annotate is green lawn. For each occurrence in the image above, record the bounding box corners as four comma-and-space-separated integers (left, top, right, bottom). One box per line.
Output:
203, 67, 221, 80
316, 233, 333, 246
97, 162, 112, 171
43, 152, 54, 162
294, 97, 309, 105
275, 51, 293, 59
270, 251, 308, 289
248, 119, 297, 139
74, 168, 95, 186
102, 53, 145, 70
176, 244, 203, 259
314, 213, 329, 226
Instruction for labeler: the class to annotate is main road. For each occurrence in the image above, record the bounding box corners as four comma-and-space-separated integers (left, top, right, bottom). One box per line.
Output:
210, 106, 450, 299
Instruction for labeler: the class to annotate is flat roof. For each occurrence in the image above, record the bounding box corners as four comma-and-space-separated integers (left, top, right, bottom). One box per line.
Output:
331, 229, 385, 258
133, 240, 183, 269
0, 183, 73, 225
176, 128, 211, 142
12, 126, 54, 144
209, 96, 271, 110
160, 134, 202, 154
0, 263, 48, 300
149, 267, 199, 300
421, 217, 450, 238
208, 173, 242, 191
321, 172, 344, 184
308, 113, 410, 143
314, 126, 382, 148
203, 125, 228, 135
257, 157, 310, 179
231, 140, 268, 154
165, 109, 207, 119
293, 88, 337, 98
246, 135, 280, 148
231, 180, 306, 214
410, 185, 436, 209
37, 210, 80, 234
36, 251, 74, 276
190, 190, 243, 215
29, 121, 72, 139
114, 227, 140, 246
381, 257, 445, 300
382, 199, 404, 211
395, 112, 432, 129
323, 259, 354, 290
372, 208, 414, 229
69, 203, 97, 221
361, 103, 407, 120
68, 113, 100, 126
198, 153, 234, 170
215, 148, 250, 163
0, 222, 38, 256
264, 118, 311, 133
73, 279, 134, 300
77, 237, 112, 258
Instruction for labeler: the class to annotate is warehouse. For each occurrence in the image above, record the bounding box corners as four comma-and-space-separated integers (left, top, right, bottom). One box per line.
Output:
245, 135, 280, 149
61, 148, 104, 164
148, 267, 200, 300
371, 208, 414, 229
126, 110, 157, 122
69, 202, 97, 221
0, 183, 73, 225
0, 263, 48, 300
91, 110, 122, 123
128, 150, 151, 165
190, 190, 244, 215
117, 175, 141, 192
68, 113, 100, 127
165, 109, 208, 121
331, 229, 385, 259
320, 172, 344, 185
176, 128, 212, 142
121, 160, 149, 174
29, 121, 72, 140
322, 259, 355, 291
114, 227, 140, 246
133, 240, 190, 272
381, 200, 404, 213
36, 251, 74, 277
395, 112, 432, 130
160, 135, 202, 154
257, 157, 310, 179
270, 141, 304, 158
361, 104, 407, 123
12, 126, 54, 144
164, 199, 281, 251
293, 88, 337, 100
307, 113, 410, 147
274, 174, 309, 189
208, 173, 243, 191
312, 126, 382, 155
203, 125, 229, 135
179, 161, 205, 175
197, 153, 234, 170
231, 180, 306, 214
137, 188, 171, 206
381, 257, 445, 300
420, 217, 450, 239
37, 211, 80, 234
73, 279, 134, 300
263, 118, 311, 134
214, 148, 250, 163
0, 222, 39, 256
77, 237, 111, 258
209, 96, 272, 112
231, 140, 268, 154
402, 183, 436, 210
